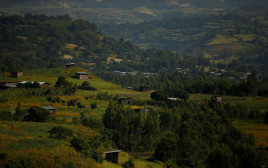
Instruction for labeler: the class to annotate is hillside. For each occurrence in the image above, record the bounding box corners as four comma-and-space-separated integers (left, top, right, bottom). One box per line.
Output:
0, 67, 163, 167
0, 67, 267, 167
100, 6, 268, 72
0, 14, 140, 72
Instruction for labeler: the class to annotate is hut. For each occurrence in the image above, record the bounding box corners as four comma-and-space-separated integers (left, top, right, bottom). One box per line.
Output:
66, 63, 75, 68
139, 85, 150, 92
104, 150, 122, 164
41, 106, 56, 116
215, 96, 223, 102
11, 72, 23, 78
118, 98, 132, 105
75, 72, 89, 80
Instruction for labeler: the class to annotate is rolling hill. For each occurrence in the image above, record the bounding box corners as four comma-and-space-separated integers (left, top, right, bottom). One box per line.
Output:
100, 6, 268, 72
0, 0, 267, 24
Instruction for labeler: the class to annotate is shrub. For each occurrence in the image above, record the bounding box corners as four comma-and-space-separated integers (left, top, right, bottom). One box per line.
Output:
68, 99, 78, 106
264, 111, 268, 124
77, 102, 85, 108
123, 159, 135, 168
24, 107, 50, 122
62, 162, 74, 168
82, 117, 103, 129
91, 103, 97, 109
0, 95, 8, 103
0, 111, 12, 120
70, 137, 90, 151
92, 150, 103, 163
82, 81, 90, 87
0, 153, 7, 160
49, 126, 73, 139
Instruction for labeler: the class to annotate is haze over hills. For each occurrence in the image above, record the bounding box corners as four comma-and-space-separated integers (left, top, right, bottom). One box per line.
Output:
1, 0, 267, 24
1, 0, 268, 73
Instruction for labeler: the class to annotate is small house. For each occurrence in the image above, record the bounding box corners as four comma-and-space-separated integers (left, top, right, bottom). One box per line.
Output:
18, 81, 50, 89
139, 85, 151, 92
39, 82, 50, 89
75, 72, 89, 80
0, 82, 17, 89
118, 98, 132, 105
104, 150, 122, 164
66, 63, 75, 68
216, 96, 222, 102
11, 72, 23, 78
41, 106, 56, 116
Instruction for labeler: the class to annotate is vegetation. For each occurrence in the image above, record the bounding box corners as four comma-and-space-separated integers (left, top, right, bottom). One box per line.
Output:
0, 2, 268, 167
24, 107, 51, 122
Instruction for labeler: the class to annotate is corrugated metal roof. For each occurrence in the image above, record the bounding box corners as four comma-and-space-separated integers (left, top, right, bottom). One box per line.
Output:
19, 81, 49, 85
41, 106, 56, 110
104, 150, 122, 154
66, 63, 75, 65
76, 72, 89, 75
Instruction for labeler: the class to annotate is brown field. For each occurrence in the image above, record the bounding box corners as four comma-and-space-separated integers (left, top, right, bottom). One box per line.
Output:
233, 120, 268, 147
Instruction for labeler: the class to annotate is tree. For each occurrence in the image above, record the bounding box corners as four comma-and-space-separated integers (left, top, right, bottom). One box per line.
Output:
70, 137, 90, 151
24, 107, 50, 122
49, 126, 73, 139
264, 111, 268, 124
154, 133, 178, 163
81, 81, 90, 87
55, 76, 76, 95
207, 144, 238, 168
91, 103, 97, 109
123, 159, 135, 168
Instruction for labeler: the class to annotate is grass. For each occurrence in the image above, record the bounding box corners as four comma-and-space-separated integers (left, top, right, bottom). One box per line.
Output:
101, 152, 164, 168
207, 34, 239, 45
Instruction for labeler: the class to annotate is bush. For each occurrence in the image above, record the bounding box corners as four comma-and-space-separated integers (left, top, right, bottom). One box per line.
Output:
96, 92, 112, 100
49, 126, 73, 139
0, 95, 8, 103
82, 117, 103, 129
264, 111, 268, 124
0, 153, 7, 160
24, 107, 50, 122
82, 81, 90, 87
68, 99, 78, 106
62, 162, 74, 168
70, 137, 90, 151
0, 111, 12, 120
92, 150, 103, 163
123, 159, 135, 168
77, 102, 85, 108
91, 103, 97, 109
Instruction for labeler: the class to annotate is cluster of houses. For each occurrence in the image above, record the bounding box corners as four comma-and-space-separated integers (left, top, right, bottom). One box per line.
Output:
113, 71, 160, 77
66, 63, 89, 80
0, 81, 50, 89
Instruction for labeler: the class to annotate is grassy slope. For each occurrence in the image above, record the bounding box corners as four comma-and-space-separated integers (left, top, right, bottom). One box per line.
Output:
0, 67, 163, 167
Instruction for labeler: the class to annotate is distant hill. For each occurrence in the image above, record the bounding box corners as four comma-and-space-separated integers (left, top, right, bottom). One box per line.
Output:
100, 6, 268, 72
0, 14, 138, 72
0, 0, 267, 24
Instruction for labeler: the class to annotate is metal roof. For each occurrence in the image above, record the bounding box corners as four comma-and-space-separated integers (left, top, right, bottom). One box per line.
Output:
66, 63, 75, 65
104, 150, 122, 154
76, 72, 89, 75
19, 81, 49, 85
41, 106, 56, 110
